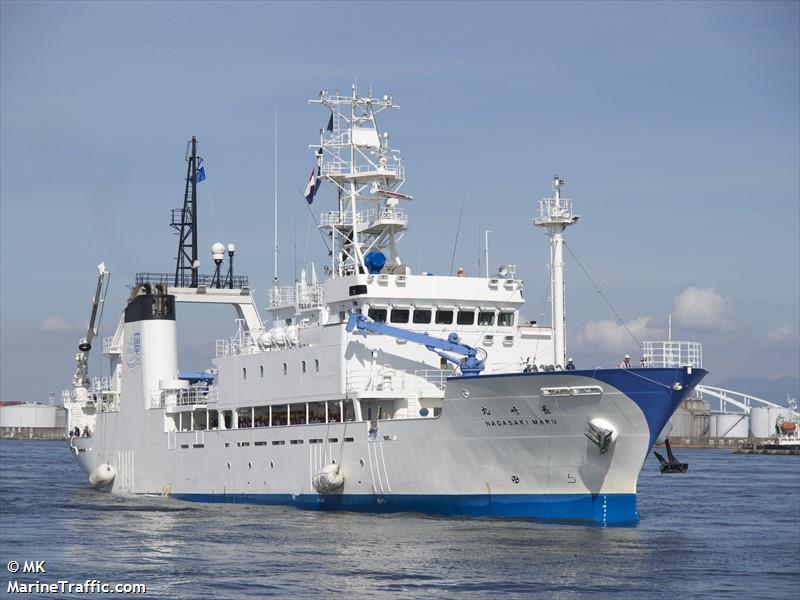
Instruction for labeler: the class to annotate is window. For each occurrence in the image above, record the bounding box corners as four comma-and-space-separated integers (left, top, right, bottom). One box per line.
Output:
302, 360, 307, 374
282, 362, 287, 375
368, 308, 387, 322
236, 407, 252, 428
349, 284, 368, 296
254, 406, 269, 428
271, 405, 287, 427
327, 400, 342, 423
457, 310, 475, 325
435, 310, 454, 325
390, 308, 410, 323
242, 367, 247, 380
260, 365, 264, 378
343, 399, 356, 422
289, 403, 306, 425
413, 309, 432, 324
498, 312, 515, 326
309, 402, 325, 424
478, 311, 495, 326
315, 359, 319, 373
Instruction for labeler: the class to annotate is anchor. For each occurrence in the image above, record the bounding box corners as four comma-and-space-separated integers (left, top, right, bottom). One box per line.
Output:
585, 419, 616, 454
654, 438, 688, 473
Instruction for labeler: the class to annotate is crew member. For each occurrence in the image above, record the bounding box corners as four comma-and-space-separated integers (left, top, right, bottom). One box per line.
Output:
566, 358, 576, 370
620, 354, 632, 368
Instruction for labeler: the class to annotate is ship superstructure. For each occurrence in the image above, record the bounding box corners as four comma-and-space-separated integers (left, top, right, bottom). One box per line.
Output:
64, 88, 706, 525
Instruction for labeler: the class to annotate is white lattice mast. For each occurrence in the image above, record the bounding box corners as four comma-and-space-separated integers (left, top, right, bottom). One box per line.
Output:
534, 176, 579, 367
309, 86, 410, 277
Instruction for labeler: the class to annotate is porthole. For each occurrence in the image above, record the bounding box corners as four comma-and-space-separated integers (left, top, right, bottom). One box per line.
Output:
269, 460, 275, 469
226, 461, 231, 470
248, 461, 252, 470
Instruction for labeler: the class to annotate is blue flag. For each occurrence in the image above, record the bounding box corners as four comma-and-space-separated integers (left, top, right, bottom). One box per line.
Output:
304, 166, 319, 204
196, 167, 206, 183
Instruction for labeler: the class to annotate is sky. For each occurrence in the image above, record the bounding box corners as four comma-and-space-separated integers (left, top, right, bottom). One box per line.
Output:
1, 1, 798, 403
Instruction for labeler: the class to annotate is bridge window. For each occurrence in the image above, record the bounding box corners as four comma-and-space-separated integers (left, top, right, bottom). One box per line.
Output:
435, 309, 453, 325
368, 308, 387, 322
390, 308, 410, 323
498, 312, 515, 326
457, 310, 475, 325
478, 311, 495, 326
413, 309, 432, 324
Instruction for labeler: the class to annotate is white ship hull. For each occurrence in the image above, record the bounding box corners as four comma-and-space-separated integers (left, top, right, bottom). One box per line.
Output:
71, 367, 705, 524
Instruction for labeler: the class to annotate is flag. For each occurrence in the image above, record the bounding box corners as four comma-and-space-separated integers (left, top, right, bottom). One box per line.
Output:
326, 110, 334, 132
304, 166, 320, 204
196, 167, 206, 183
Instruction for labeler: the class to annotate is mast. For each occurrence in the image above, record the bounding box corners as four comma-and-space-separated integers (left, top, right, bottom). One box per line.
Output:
309, 86, 409, 277
534, 176, 579, 367
172, 136, 202, 287
273, 111, 279, 288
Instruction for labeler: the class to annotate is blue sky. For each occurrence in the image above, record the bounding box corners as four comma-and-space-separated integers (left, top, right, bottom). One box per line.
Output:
1, 1, 798, 402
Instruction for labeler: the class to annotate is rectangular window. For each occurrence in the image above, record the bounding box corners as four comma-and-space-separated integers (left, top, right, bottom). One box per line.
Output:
349, 284, 368, 296
236, 407, 252, 428
413, 309, 432, 324
271, 405, 287, 427
253, 406, 269, 428
327, 400, 342, 423
477, 311, 495, 326
343, 399, 356, 422
435, 310, 453, 325
289, 403, 306, 425
242, 367, 247, 380
368, 308, 387, 322
271, 440, 285, 446
260, 365, 264, 378
457, 310, 475, 325
390, 308, 410, 323
498, 312, 515, 326
302, 360, 307, 373
309, 402, 325, 424
282, 362, 287, 375
315, 359, 319, 372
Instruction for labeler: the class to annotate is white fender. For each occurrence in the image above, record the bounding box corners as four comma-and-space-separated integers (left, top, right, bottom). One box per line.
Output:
89, 463, 116, 489
312, 463, 344, 493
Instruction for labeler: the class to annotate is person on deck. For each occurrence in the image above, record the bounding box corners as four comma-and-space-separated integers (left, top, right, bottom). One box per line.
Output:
566, 358, 576, 370
620, 354, 632, 368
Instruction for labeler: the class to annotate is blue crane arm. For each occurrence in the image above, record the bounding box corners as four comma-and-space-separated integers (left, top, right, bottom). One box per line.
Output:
345, 313, 486, 375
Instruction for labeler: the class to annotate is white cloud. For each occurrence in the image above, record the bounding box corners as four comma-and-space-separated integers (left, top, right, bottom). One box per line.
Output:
766, 325, 797, 347
672, 286, 734, 331
577, 316, 662, 353
38, 315, 74, 333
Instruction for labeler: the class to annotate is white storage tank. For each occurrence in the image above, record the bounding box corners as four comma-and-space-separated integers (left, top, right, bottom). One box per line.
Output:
711, 413, 749, 438
750, 407, 770, 438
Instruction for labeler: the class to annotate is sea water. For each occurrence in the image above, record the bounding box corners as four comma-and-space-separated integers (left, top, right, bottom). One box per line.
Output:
1, 441, 798, 599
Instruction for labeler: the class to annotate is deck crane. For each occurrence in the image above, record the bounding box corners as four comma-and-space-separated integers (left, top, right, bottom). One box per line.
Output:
345, 313, 487, 376
73, 262, 109, 392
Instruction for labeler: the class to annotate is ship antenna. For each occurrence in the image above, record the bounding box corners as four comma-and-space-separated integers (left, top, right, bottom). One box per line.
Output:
273, 110, 279, 288
533, 175, 579, 367
172, 136, 202, 287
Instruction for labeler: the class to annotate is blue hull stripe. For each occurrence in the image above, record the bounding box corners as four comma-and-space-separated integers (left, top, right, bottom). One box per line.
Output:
170, 492, 639, 525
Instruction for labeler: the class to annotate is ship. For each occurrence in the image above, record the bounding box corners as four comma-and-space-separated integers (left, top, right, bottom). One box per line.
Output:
64, 87, 706, 525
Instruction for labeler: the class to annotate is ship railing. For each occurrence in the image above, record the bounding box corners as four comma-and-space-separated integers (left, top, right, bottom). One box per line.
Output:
346, 368, 455, 395
269, 286, 296, 307
534, 198, 574, 224
103, 336, 121, 354
135, 272, 250, 290
321, 163, 403, 179
150, 386, 213, 409
319, 210, 369, 227
215, 338, 259, 357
